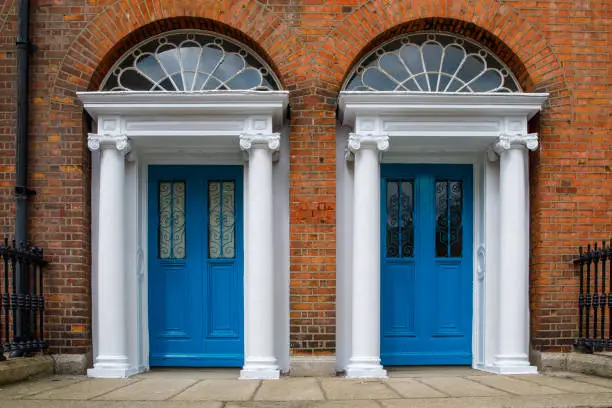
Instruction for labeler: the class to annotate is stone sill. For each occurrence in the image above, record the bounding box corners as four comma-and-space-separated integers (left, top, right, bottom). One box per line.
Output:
0, 356, 53, 386
532, 349, 612, 378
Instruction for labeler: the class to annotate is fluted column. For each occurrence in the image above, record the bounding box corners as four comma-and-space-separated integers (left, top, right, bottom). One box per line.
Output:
345, 132, 389, 378
239, 132, 281, 380
87, 134, 131, 378
492, 132, 538, 374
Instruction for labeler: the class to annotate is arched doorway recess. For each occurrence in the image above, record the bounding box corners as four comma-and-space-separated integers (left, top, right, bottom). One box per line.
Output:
336, 31, 547, 378
79, 29, 289, 380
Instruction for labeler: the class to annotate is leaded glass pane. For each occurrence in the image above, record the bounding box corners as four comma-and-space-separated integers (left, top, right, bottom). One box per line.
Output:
208, 181, 236, 259
159, 181, 186, 259
386, 181, 400, 258
100, 30, 281, 91
399, 182, 414, 257
435, 181, 463, 258
449, 182, 463, 257
343, 32, 521, 93
386, 180, 414, 258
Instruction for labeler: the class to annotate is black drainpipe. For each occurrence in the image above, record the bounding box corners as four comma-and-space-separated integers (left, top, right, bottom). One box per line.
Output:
13, 0, 33, 355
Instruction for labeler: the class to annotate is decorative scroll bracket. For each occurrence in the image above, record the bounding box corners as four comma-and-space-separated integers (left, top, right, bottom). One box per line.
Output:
87, 133, 131, 155
345, 132, 390, 161
487, 132, 538, 161
239, 132, 281, 162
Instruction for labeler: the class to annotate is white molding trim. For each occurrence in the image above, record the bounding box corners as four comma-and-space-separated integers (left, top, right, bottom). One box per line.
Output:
339, 92, 548, 127
336, 91, 548, 377
78, 90, 289, 126
80, 90, 289, 379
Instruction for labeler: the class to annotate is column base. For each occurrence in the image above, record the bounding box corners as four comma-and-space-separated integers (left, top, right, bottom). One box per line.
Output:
87, 355, 134, 378
345, 357, 387, 379
240, 357, 280, 380
489, 354, 538, 375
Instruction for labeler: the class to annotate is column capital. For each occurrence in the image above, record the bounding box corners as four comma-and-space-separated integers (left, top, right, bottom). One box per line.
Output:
346, 133, 390, 161
88, 133, 131, 154
488, 132, 538, 161
239, 133, 281, 152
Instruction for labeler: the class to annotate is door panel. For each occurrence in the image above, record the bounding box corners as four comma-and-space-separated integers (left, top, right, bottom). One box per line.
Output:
148, 165, 244, 367
381, 164, 473, 365
381, 261, 416, 337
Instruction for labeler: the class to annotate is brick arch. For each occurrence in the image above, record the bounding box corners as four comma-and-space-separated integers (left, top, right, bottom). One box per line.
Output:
338, 18, 534, 93
321, 0, 570, 99
50, 0, 301, 98
88, 17, 288, 91
87, 18, 286, 91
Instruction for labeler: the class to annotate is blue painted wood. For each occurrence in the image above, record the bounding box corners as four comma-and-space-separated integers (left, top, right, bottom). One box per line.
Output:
148, 165, 244, 367
381, 164, 473, 365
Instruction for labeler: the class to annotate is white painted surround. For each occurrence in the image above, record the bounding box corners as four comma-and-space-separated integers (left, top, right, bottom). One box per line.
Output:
78, 91, 290, 379
336, 91, 548, 377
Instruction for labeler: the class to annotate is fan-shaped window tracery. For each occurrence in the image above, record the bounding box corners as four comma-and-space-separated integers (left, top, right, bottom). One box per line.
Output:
100, 30, 281, 91
343, 32, 521, 93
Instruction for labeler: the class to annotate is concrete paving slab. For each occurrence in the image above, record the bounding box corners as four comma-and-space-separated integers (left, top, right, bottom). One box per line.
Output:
320, 378, 400, 400
380, 393, 612, 408
385, 378, 448, 398
386, 366, 488, 378
0, 401, 223, 408
254, 378, 324, 401
467, 375, 565, 395
569, 374, 612, 389
309, 401, 380, 408
417, 376, 508, 397
172, 379, 259, 401
225, 402, 312, 408
136, 368, 239, 379
95, 378, 197, 401
28, 378, 137, 400
0, 376, 85, 400
513, 374, 612, 393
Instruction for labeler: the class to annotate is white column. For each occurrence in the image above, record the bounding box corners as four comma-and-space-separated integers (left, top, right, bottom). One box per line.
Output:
239, 133, 281, 380
87, 134, 131, 378
345, 133, 389, 378
492, 133, 538, 374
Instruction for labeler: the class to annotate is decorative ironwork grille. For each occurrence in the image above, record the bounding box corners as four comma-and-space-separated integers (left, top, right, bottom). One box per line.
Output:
208, 181, 236, 259
576, 240, 612, 352
386, 180, 414, 258
0, 239, 47, 358
343, 32, 521, 93
435, 181, 463, 258
100, 30, 281, 92
159, 181, 186, 259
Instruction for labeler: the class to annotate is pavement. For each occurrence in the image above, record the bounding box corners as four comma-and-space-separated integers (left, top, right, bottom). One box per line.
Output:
1, 367, 612, 407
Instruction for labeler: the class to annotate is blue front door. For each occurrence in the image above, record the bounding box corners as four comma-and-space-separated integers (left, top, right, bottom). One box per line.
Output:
148, 165, 244, 367
381, 164, 473, 365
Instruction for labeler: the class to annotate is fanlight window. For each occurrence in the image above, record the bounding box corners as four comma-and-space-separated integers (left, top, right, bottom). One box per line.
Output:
344, 32, 521, 93
100, 30, 281, 91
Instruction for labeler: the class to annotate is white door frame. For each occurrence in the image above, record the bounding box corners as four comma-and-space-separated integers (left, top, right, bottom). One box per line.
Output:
79, 91, 290, 379
336, 91, 548, 377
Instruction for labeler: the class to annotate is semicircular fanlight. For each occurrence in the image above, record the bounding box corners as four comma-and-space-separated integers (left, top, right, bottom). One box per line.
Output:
343, 32, 521, 93
100, 30, 281, 91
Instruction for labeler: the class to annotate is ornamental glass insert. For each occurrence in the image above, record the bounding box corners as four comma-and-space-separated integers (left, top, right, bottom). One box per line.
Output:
159, 181, 186, 259
435, 181, 463, 258
386, 180, 414, 258
208, 181, 236, 259
344, 32, 521, 93
100, 30, 281, 91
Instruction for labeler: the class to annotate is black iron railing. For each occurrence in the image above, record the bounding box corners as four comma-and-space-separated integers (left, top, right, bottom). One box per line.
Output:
575, 240, 612, 352
0, 238, 47, 359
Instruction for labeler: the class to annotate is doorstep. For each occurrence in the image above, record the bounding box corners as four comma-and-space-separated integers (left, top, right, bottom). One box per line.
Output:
0, 356, 53, 386
534, 349, 612, 378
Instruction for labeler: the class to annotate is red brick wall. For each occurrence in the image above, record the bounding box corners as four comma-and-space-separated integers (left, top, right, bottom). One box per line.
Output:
0, 0, 609, 356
